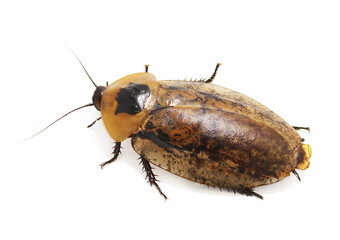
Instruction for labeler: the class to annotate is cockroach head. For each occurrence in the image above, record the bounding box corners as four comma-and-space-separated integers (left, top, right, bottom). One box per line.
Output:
92, 86, 106, 111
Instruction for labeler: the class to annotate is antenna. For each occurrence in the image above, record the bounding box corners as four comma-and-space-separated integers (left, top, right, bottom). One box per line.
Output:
19, 103, 94, 143
65, 43, 98, 88
19, 45, 100, 143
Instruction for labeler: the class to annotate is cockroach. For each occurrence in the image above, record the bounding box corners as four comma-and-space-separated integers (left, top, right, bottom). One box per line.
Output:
31, 53, 311, 200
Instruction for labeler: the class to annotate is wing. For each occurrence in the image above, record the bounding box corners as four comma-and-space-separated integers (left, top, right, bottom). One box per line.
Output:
132, 106, 298, 189
156, 80, 300, 151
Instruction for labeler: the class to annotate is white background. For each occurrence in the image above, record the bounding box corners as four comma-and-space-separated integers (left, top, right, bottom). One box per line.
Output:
1, 1, 339, 239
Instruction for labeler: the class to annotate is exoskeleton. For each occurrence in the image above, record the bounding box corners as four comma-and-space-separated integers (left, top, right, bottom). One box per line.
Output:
89, 63, 311, 199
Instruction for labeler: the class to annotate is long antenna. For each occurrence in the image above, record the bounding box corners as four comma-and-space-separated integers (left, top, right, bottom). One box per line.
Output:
65, 43, 98, 88
19, 103, 94, 143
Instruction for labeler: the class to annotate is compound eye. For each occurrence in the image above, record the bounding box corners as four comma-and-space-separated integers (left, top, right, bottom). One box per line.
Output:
115, 83, 150, 115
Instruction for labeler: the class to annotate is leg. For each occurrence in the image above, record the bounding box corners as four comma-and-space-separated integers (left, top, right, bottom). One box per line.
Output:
205, 63, 222, 83
139, 155, 168, 200
235, 188, 263, 200
292, 169, 301, 181
211, 184, 263, 199
87, 117, 102, 128
144, 64, 149, 73
100, 142, 122, 169
293, 126, 310, 132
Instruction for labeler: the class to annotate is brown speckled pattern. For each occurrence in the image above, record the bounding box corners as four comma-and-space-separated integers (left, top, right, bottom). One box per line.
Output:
131, 81, 304, 189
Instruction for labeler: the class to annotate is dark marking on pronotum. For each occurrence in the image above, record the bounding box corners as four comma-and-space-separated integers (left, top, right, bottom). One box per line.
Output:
115, 83, 150, 115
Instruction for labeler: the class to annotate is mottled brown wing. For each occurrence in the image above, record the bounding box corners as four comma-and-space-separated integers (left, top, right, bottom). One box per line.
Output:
132, 106, 299, 189
157, 80, 301, 151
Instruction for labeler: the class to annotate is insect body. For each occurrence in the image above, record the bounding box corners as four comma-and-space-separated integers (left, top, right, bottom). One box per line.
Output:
90, 63, 311, 199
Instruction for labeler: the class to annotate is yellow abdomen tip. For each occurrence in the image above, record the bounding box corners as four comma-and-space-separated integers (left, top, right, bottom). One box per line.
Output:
297, 144, 312, 170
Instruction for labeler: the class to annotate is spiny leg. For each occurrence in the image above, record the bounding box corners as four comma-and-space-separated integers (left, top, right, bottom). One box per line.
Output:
87, 117, 102, 128
235, 188, 264, 200
139, 155, 167, 200
205, 63, 222, 83
208, 184, 263, 199
293, 126, 310, 132
100, 142, 122, 169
